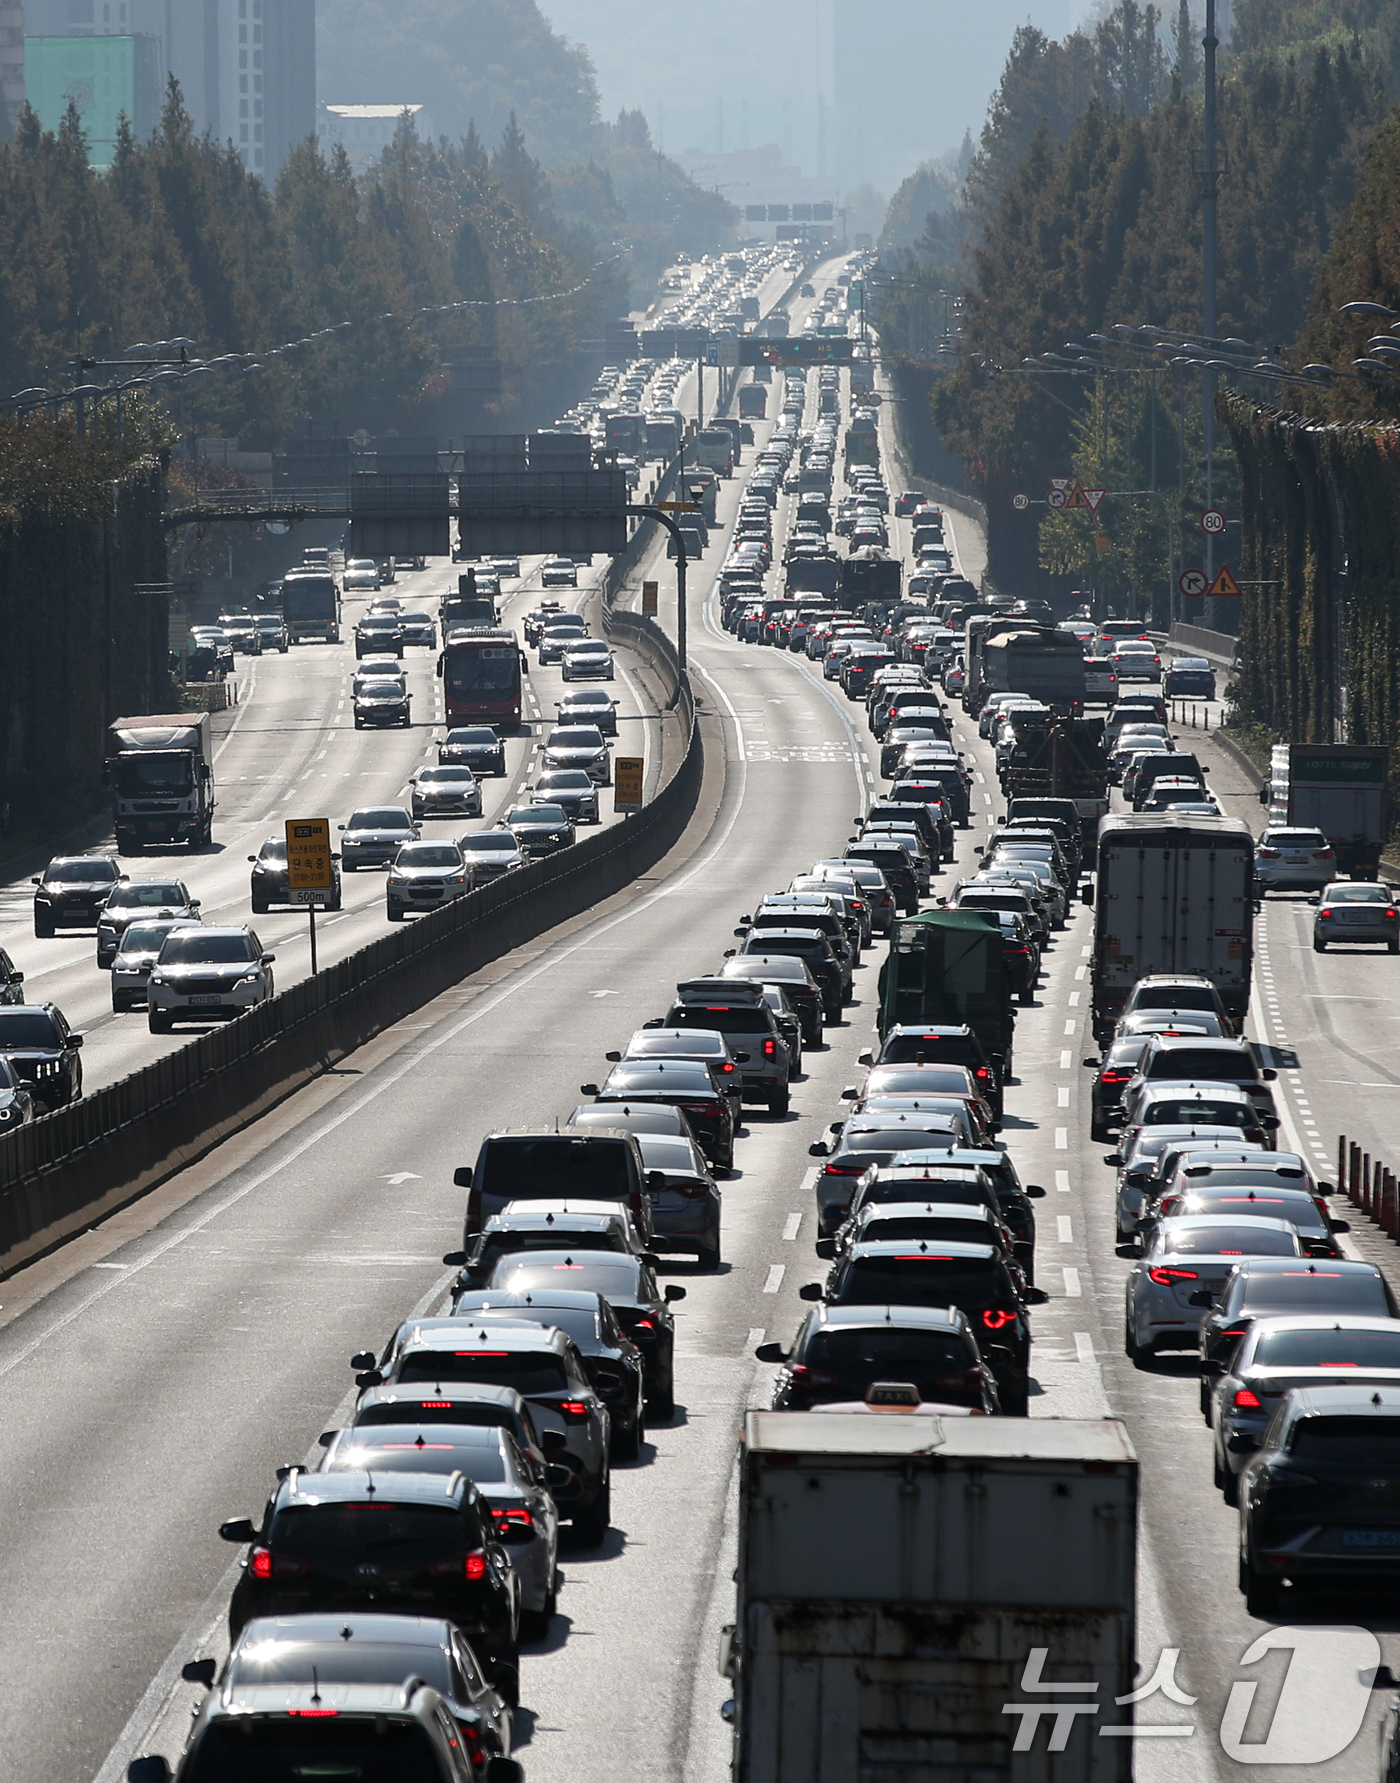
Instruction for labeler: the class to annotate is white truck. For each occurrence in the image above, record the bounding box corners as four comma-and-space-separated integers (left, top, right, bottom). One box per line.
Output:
1265, 742, 1388, 879
1087, 812, 1255, 1043
724, 1412, 1138, 1783
106, 712, 215, 852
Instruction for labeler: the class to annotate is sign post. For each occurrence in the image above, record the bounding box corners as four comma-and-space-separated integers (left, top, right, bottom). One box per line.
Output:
614, 758, 645, 816
285, 817, 334, 974
641, 581, 659, 617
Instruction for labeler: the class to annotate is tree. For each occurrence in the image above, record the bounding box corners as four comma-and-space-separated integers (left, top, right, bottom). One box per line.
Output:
1173, 0, 1202, 90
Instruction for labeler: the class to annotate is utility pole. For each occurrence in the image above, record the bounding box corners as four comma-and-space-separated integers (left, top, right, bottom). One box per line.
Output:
1201, 0, 1220, 620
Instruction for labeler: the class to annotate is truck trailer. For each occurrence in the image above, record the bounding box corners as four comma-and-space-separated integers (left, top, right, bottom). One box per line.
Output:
724, 1412, 1139, 1783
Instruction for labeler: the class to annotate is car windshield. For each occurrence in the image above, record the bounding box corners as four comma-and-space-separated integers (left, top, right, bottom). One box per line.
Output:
186, 1718, 444, 1783
397, 1349, 569, 1394
459, 833, 516, 854
159, 933, 254, 964
45, 860, 116, 883
348, 810, 411, 829
258, 840, 288, 862
1326, 884, 1390, 903
1291, 1418, 1400, 1464
360, 681, 403, 698
421, 768, 474, 783
1160, 1224, 1298, 1256
121, 923, 187, 953
540, 771, 592, 788
0, 1013, 60, 1048
549, 728, 603, 747
108, 884, 186, 908
327, 1432, 507, 1482
515, 805, 567, 824
396, 845, 462, 868
446, 729, 496, 745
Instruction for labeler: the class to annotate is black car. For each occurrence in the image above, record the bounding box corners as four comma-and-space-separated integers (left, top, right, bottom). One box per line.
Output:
219, 1471, 526, 1697
354, 614, 404, 658
808, 1115, 972, 1236
0, 1003, 83, 1109
504, 802, 575, 857
1239, 1385, 1400, 1614
721, 955, 825, 1046
940, 1146, 1046, 1283
843, 842, 920, 914
1085, 1036, 1151, 1142
248, 836, 343, 914
732, 927, 845, 1020
32, 854, 123, 937
440, 727, 507, 776
0, 947, 26, 1007
799, 1239, 1047, 1415
1163, 655, 1216, 698
583, 1060, 738, 1170
894, 762, 970, 826
758, 1303, 999, 1412
486, 1252, 684, 1421
1199, 1256, 1399, 1385
452, 1288, 648, 1459
344, 1382, 555, 1475
555, 690, 618, 737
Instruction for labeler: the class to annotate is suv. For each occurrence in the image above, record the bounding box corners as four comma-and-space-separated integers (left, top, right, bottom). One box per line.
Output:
862, 1024, 1003, 1120
757, 1303, 998, 1412
659, 978, 792, 1114
732, 927, 846, 1019
339, 806, 419, 870
249, 836, 343, 914
147, 926, 275, 1031
454, 1127, 658, 1244
31, 854, 124, 936
356, 1319, 612, 1544
440, 727, 507, 776
0, 1003, 83, 1108
95, 878, 200, 967
218, 1470, 524, 1691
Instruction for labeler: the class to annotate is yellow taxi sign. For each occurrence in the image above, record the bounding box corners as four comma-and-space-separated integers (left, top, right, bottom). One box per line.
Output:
614, 757, 644, 814
286, 817, 334, 897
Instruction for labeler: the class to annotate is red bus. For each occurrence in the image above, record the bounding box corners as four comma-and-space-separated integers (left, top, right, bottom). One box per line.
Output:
437, 627, 523, 725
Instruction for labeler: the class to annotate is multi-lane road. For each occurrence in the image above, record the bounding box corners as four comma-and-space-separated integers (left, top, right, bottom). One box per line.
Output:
5, 257, 1400, 1783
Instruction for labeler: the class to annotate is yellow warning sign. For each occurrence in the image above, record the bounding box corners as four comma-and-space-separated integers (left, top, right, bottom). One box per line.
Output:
614, 757, 644, 814
286, 818, 334, 898
1066, 484, 1090, 509
1207, 564, 1242, 596
641, 581, 659, 616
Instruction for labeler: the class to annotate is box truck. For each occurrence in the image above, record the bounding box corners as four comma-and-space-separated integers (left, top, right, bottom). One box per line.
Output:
106, 713, 215, 852
1265, 742, 1388, 878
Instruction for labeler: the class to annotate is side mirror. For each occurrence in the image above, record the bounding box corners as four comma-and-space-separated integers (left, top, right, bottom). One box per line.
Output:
247, 855, 257, 863
605, 1050, 622, 1062
754, 1341, 789, 1363
128, 1761, 174, 1783
798, 1283, 824, 1302
857, 1048, 873, 1065
1263, 1115, 1280, 1129
29, 876, 39, 886
181, 1657, 218, 1689
814, 1237, 836, 1260
1023, 1286, 1050, 1306
642, 1017, 663, 1028
646, 1170, 666, 1194
338, 823, 346, 830
1082, 1058, 1101, 1069
1330, 1218, 1351, 1234
69, 1033, 83, 1048
453, 1165, 474, 1188
1125, 1170, 1150, 1189
261, 953, 275, 965
808, 1140, 830, 1157
541, 1429, 567, 1455
442, 1250, 469, 1266
9, 971, 21, 985
1258, 785, 1269, 805
1080, 882, 1095, 905
318, 1430, 337, 1447
355, 1369, 383, 1388
723, 949, 736, 958
665, 1284, 687, 1302
733, 926, 748, 938
739, 914, 752, 925
1262, 1069, 1277, 1081
1103, 1154, 1122, 1167
218, 1517, 256, 1544
1319, 1181, 1337, 1195
496, 1520, 537, 1547
1024, 1184, 1047, 1199
580, 1083, 600, 1098
350, 1351, 376, 1370
840, 1085, 858, 1100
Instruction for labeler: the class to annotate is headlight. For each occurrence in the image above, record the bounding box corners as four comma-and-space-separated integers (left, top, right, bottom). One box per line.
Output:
113, 965, 140, 975
240, 972, 261, 985
0, 1106, 13, 1120
150, 974, 165, 986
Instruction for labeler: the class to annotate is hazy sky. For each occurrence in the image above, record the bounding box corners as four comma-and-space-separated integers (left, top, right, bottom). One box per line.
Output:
541, 0, 1078, 195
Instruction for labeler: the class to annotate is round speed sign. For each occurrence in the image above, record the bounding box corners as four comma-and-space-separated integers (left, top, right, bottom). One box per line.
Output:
1011, 492, 1029, 512
1201, 508, 1227, 535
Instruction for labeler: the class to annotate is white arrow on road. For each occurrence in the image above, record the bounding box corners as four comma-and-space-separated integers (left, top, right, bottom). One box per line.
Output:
379, 1173, 422, 1185
590, 989, 622, 998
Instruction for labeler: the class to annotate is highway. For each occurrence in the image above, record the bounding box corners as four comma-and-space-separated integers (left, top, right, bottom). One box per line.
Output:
5, 252, 1400, 1783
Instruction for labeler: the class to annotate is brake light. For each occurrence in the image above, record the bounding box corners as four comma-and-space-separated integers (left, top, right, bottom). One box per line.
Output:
1234, 1388, 1262, 1409
822, 1163, 864, 1175
492, 1507, 535, 1528
250, 1547, 308, 1580
1320, 908, 1334, 919
559, 1401, 590, 1418
682, 1103, 714, 1114
983, 1309, 1016, 1330
975, 1067, 989, 1079
632, 1318, 655, 1331
250, 1546, 272, 1580
1314, 849, 1333, 858
764, 1038, 777, 1057
720, 1061, 735, 1073
1257, 847, 1280, 859
1148, 1266, 1199, 1284
455, 1350, 509, 1356
290, 1709, 339, 1718
420, 1401, 453, 1408
1386, 910, 1398, 922
1100, 1068, 1132, 1084
466, 1550, 488, 1581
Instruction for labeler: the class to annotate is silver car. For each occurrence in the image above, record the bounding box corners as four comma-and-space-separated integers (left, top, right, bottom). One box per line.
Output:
561, 640, 615, 681
1125, 1214, 1301, 1361
542, 725, 611, 784
538, 621, 588, 663
386, 841, 473, 920
320, 1420, 560, 1632
146, 925, 274, 1031
1313, 879, 1400, 951
411, 765, 483, 820
339, 805, 418, 869
458, 829, 525, 880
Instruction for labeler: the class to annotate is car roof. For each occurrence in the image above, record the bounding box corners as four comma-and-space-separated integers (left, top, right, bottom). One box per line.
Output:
1284, 1385, 1400, 1416
397, 1319, 568, 1354
1155, 1214, 1299, 1240
484, 1207, 625, 1232
455, 1288, 604, 1314
857, 1201, 994, 1221
1243, 1314, 1400, 1335
809, 1302, 967, 1332
236, 1612, 456, 1650
356, 1382, 526, 1413
1236, 1258, 1381, 1278
273, 1469, 472, 1508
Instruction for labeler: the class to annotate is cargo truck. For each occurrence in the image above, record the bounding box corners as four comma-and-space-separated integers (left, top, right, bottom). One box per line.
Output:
106, 712, 215, 852
1087, 812, 1255, 1043
280, 569, 341, 644
839, 550, 901, 607
1264, 742, 1389, 878
878, 908, 1015, 1080
984, 626, 1088, 713
723, 1413, 1138, 1783
1001, 716, 1109, 856
694, 427, 735, 476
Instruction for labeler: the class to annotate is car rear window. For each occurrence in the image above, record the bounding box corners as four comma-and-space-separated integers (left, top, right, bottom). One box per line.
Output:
186, 1718, 444, 1783
668, 1005, 769, 1033
479, 1135, 631, 1199
881, 1038, 979, 1066
605, 1063, 713, 1091
397, 1349, 569, 1395
1255, 1329, 1400, 1368
805, 1327, 974, 1385
1163, 1224, 1298, 1255
1133, 986, 1218, 1012
841, 1256, 1003, 1308
1144, 1099, 1255, 1128
1290, 1417, 1400, 1464
742, 936, 825, 960
268, 1500, 477, 1565
349, 809, 411, 828
1148, 1050, 1256, 1081
864, 1216, 991, 1246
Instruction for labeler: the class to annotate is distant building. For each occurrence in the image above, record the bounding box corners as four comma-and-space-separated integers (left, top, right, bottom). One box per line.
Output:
24, 34, 161, 167
0, 2, 22, 140
320, 103, 430, 172
23, 0, 315, 177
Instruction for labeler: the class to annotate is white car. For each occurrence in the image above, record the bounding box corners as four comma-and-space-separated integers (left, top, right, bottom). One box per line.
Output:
147, 925, 275, 1032
1313, 880, 1400, 951
541, 557, 578, 588
1125, 1213, 1303, 1361
410, 766, 483, 821
1254, 827, 1335, 893
343, 558, 382, 591
386, 841, 473, 921
561, 640, 615, 681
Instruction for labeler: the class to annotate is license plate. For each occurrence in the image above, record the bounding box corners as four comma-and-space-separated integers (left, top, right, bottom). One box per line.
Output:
189, 995, 222, 1006
1342, 1530, 1400, 1547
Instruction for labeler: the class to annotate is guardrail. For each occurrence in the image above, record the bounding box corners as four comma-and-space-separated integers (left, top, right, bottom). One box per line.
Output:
0, 680, 703, 1277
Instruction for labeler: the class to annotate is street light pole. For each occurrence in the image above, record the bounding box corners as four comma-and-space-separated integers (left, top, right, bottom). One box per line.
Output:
626, 504, 688, 678
1201, 0, 1220, 605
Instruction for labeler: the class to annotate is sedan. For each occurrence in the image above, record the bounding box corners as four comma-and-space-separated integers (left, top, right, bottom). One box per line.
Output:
542, 725, 611, 784
319, 1422, 560, 1635
1211, 1316, 1400, 1503
399, 610, 437, 648
540, 557, 578, 587
1163, 655, 1216, 698
386, 841, 473, 920
582, 1060, 737, 1171
343, 558, 383, 591
338, 806, 419, 870
353, 677, 411, 727
411, 765, 483, 821
1111, 643, 1162, 682
635, 1131, 723, 1270
807, 1113, 971, 1236
505, 802, 575, 857
458, 830, 526, 880
561, 640, 615, 681
539, 621, 589, 664
555, 689, 618, 736
354, 615, 403, 657
1125, 1214, 1303, 1361
1313, 880, 1400, 950
532, 768, 599, 824
95, 878, 200, 967
248, 836, 342, 914
440, 726, 507, 776
486, 1252, 685, 1421
109, 918, 203, 1012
